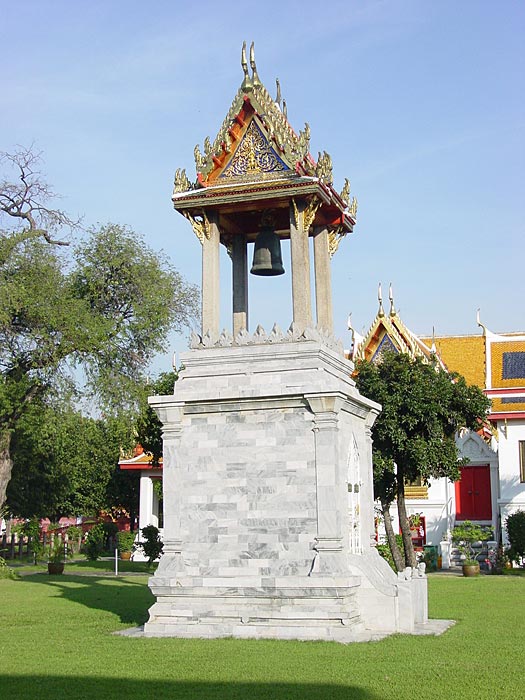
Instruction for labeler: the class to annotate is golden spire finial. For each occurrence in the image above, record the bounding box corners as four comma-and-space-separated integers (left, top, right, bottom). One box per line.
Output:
241, 41, 253, 91
249, 42, 261, 86
389, 283, 396, 317
378, 283, 384, 317
275, 78, 282, 107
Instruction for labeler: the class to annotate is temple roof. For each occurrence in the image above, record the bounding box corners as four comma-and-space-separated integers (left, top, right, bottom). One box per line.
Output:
119, 446, 163, 471
420, 334, 485, 388
172, 43, 356, 251
349, 284, 446, 370
350, 294, 525, 424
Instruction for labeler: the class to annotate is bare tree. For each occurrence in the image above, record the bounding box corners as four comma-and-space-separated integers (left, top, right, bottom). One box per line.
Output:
0, 146, 80, 260
0, 147, 199, 511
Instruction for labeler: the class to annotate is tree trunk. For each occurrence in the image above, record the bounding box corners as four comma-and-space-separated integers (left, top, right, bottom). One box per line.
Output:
0, 430, 13, 510
396, 467, 417, 568
381, 499, 405, 572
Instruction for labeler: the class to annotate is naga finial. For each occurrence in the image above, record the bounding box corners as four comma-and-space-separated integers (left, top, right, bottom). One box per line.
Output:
241, 41, 253, 90
430, 326, 437, 354
389, 283, 396, 317
250, 42, 261, 86
340, 178, 350, 206
282, 100, 287, 119
194, 144, 205, 172
378, 283, 384, 317
476, 308, 488, 336
275, 78, 282, 107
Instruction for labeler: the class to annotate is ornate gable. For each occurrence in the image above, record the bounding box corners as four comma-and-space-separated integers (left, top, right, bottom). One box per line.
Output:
171, 44, 358, 261
219, 116, 292, 181
349, 284, 446, 369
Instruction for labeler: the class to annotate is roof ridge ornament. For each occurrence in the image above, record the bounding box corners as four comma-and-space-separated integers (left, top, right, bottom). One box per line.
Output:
430, 326, 437, 354
275, 78, 282, 108
241, 41, 253, 91
249, 42, 262, 87
476, 308, 488, 336
340, 178, 350, 206
389, 283, 396, 317
378, 283, 385, 318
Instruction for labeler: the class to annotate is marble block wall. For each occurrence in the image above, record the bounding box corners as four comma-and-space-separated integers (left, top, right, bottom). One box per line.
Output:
145, 340, 428, 641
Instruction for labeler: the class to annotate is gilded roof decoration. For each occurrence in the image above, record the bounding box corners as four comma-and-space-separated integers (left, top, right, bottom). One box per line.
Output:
182, 210, 211, 245
172, 43, 357, 252
350, 285, 446, 369
175, 43, 351, 195
220, 119, 290, 179
328, 225, 347, 258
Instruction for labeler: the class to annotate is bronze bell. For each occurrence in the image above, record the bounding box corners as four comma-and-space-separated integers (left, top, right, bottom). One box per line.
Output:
250, 226, 285, 276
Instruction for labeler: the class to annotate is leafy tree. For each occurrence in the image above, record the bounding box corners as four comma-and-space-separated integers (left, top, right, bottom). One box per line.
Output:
355, 352, 490, 569
135, 372, 177, 464
7, 401, 134, 519
0, 147, 199, 509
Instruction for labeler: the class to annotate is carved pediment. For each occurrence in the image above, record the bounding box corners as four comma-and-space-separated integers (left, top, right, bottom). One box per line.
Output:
219, 118, 291, 180
456, 430, 496, 461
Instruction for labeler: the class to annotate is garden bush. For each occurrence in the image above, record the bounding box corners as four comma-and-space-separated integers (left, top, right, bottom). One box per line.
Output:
505, 510, 525, 564
83, 523, 106, 561
140, 525, 163, 567
376, 534, 404, 571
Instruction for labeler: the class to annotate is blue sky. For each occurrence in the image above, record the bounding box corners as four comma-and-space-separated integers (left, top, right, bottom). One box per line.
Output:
1, 1, 523, 371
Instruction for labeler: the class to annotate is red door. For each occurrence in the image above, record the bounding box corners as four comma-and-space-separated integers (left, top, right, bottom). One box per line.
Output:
455, 466, 492, 520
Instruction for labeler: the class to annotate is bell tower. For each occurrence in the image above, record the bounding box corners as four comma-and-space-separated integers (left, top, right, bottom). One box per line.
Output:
145, 45, 431, 642
172, 42, 356, 342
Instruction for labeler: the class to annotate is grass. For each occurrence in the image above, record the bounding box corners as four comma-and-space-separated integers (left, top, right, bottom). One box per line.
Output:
0, 572, 523, 700
7, 556, 156, 576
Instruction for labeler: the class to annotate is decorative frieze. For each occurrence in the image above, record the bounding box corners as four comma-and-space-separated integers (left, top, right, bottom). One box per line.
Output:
190, 322, 344, 354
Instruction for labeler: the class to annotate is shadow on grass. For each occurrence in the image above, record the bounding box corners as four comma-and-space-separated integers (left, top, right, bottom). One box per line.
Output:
19, 573, 153, 626
0, 675, 380, 700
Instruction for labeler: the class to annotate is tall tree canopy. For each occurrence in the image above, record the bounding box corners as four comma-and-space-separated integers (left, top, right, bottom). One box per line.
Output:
0, 147, 199, 509
7, 400, 131, 520
355, 352, 490, 569
135, 371, 178, 465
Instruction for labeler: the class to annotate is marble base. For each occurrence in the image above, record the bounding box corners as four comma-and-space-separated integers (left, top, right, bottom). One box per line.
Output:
145, 340, 430, 641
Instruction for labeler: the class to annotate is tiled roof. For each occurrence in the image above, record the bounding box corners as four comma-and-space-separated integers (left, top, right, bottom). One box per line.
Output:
420, 335, 485, 389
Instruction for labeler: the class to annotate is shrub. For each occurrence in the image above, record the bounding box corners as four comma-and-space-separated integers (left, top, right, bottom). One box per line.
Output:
452, 520, 492, 564
0, 556, 18, 580
140, 525, 163, 567
83, 523, 106, 561
376, 534, 404, 571
66, 525, 82, 554
116, 530, 136, 553
102, 522, 119, 538
505, 510, 525, 564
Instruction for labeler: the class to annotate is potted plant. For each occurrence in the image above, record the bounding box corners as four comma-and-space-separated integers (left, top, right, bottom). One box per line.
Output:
46, 535, 72, 575
452, 520, 492, 576
116, 530, 136, 560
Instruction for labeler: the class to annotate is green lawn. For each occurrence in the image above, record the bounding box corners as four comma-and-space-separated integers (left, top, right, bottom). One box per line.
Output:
0, 572, 523, 700
7, 556, 156, 576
